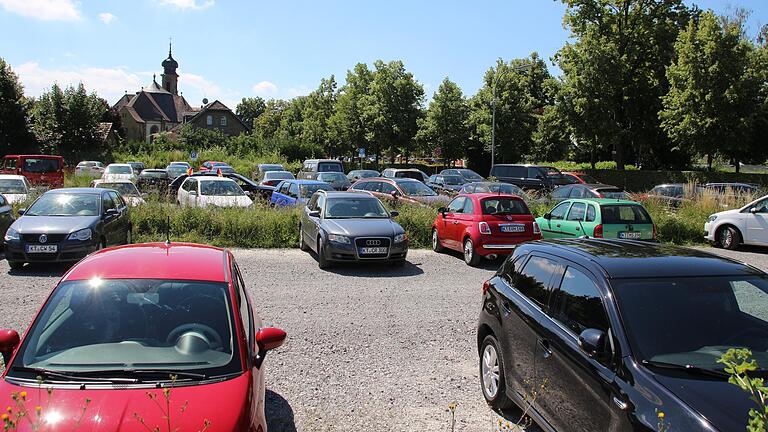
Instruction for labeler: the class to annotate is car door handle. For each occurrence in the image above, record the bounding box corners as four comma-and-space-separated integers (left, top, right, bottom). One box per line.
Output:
612, 395, 629, 411
452, 221, 460, 225
556, 224, 561, 228
537, 339, 552, 358
499, 300, 512, 316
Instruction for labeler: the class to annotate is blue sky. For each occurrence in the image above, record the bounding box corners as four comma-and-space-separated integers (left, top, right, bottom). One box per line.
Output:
1, 0, 767, 109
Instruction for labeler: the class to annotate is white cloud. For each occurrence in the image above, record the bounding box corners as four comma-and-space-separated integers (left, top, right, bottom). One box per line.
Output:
14, 62, 144, 102
156, 0, 214, 10
98, 12, 116, 24
0, 0, 81, 21
252, 81, 278, 97
288, 85, 311, 98
179, 70, 238, 108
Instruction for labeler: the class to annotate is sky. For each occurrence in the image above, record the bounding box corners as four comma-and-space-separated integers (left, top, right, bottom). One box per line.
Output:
1, 0, 767, 110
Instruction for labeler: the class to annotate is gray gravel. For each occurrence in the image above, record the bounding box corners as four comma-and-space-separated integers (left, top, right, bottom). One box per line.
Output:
2, 245, 767, 431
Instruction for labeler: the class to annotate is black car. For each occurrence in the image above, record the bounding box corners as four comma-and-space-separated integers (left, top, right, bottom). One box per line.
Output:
136, 169, 170, 192
478, 239, 763, 432
0, 194, 14, 249
169, 172, 274, 201
489, 164, 573, 191
3, 188, 131, 269
299, 190, 408, 268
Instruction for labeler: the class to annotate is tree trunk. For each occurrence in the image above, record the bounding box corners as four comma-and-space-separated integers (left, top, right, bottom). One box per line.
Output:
735, 159, 740, 173
707, 154, 713, 171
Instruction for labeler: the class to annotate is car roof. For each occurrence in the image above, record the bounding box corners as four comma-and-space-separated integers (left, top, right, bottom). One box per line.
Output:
392, 177, 421, 183
566, 198, 640, 205
322, 190, 375, 199
92, 179, 133, 184
284, 179, 328, 185
142, 168, 166, 172
195, 176, 236, 182
4, 154, 61, 159
465, 193, 524, 200
64, 243, 228, 282
0, 174, 26, 180
518, 239, 763, 279
583, 183, 620, 189
304, 159, 341, 163
46, 187, 104, 194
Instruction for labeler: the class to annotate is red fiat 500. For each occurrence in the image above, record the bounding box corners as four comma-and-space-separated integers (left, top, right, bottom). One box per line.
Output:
0, 242, 286, 431
432, 193, 541, 266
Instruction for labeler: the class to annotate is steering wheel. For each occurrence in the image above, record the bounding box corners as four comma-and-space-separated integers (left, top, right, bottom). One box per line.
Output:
724, 327, 768, 347
166, 323, 223, 350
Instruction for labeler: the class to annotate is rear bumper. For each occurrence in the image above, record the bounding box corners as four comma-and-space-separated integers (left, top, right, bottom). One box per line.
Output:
475, 235, 541, 256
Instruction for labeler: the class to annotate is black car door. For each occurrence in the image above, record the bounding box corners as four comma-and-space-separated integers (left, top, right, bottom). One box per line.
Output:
109, 191, 129, 243
101, 192, 119, 245
0, 194, 13, 240
534, 262, 629, 432
497, 254, 562, 406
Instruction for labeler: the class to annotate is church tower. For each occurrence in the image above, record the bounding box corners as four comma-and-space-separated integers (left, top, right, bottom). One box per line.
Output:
161, 41, 179, 95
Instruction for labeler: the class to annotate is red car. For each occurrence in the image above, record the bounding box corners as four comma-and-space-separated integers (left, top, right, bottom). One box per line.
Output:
1, 155, 64, 188
561, 171, 599, 184
0, 242, 286, 431
432, 193, 541, 266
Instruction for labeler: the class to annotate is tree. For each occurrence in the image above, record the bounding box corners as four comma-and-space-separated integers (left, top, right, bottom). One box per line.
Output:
556, 0, 691, 169
360, 60, 424, 164
660, 10, 759, 171
253, 99, 291, 140
415, 77, 470, 167
328, 63, 374, 160
0, 58, 35, 155
301, 75, 338, 156
236, 97, 266, 130
531, 79, 571, 162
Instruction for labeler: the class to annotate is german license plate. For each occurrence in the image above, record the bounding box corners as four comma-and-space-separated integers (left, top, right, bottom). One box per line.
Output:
26, 245, 57, 253
619, 232, 642, 239
360, 247, 388, 255
500, 224, 526, 233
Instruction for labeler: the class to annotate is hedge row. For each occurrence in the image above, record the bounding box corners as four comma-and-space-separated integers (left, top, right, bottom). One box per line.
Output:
581, 169, 768, 192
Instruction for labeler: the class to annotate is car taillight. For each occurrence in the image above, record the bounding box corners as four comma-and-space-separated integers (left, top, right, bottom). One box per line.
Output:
479, 222, 491, 235
533, 221, 541, 235
482, 280, 491, 295
593, 224, 603, 238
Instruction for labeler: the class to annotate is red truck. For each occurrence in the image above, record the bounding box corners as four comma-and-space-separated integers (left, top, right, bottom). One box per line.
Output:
1, 155, 64, 188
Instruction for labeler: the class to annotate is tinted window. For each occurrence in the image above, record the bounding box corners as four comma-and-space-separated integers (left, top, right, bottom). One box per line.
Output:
549, 202, 571, 220
23, 158, 59, 173
600, 205, 652, 224
569, 186, 586, 198
491, 166, 526, 178
447, 197, 466, 213
567, 202, 586, 221
514, 256, 559, 308
481, 198, 528, 215
103, 193, 117, 212
288, 183, 299, 197
5, 158, 17, 169
527, 167, 543, 179
379, 182, 398, 194
318, 162, 343, 173
552, 186, 571, 199
553, 267, 609, 335
586, 205, 597, 222
109, 191, 125, 208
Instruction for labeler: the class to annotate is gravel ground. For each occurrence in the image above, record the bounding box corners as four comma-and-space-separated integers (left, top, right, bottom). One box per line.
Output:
1, 245, 767, 431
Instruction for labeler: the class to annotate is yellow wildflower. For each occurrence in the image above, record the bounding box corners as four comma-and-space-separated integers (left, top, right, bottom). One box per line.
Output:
19, 391, 27, 400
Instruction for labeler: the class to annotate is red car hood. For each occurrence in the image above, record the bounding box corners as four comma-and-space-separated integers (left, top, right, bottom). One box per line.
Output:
0, 373, 251, 431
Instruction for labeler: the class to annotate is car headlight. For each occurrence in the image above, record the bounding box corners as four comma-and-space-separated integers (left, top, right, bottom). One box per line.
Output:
708, 215, 718, 222
68, 228, 92, 241
394, 233, 407, 243
4, 227, 19, 242
328, 234, 351, 244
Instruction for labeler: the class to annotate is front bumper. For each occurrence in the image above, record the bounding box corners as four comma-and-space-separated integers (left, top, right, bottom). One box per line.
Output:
704, 221, 715, 241
323, 238, 409, 263
4, 238, 99, 263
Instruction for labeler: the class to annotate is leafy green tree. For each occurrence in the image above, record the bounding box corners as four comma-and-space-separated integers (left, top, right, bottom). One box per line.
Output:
556, 0, 691, 169
531, 80, 572, 162
235, 97, 266, 130
660, 10, 759, 171
176, 124, 228, 152
328, 63, 374, 160
253, 99, 291, 140
415, 77, 470, 167
301, 76, 338, 155
360, 60, 424, 163
0, 58, 35, 155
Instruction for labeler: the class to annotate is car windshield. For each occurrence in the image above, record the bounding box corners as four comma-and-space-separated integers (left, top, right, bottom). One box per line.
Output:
442, 175, 466, 185
397, 181, 437, 196
26, 193, 100, 216
23, 158, 59, 173
141, 171, 167, 179
107, 166, 132, 174
543, 167, 564, 179
318, 162, 343, 173
166, 167, 187, 177
358, 170, 379, 178
481, 198, 529, 215
200, 180, 244, 196
577, 174, 599, 183
100, 183, 139, 196
11, 278, 238, 377
0, 179, 26, 194
613, 276, 768, 373
600, 204, 651, 224
458, 170, 483, 181
300, 184, 329, 198
394, 171, 423, 181
266, 171, 294, 180
261, 165, 283, 172
319, 173, 347, 182
169, 162, 189, 167
325, 198, 389, 218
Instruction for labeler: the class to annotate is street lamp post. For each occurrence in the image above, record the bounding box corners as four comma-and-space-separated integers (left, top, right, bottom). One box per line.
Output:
490, 64, 533, 168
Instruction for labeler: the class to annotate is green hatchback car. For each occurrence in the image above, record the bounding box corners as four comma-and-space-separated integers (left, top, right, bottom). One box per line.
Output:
535, 198, 656, 240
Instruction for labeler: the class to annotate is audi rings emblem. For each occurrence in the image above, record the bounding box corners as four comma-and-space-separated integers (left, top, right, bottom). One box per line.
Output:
365, 240, 381, 246
39, 234, 48, 244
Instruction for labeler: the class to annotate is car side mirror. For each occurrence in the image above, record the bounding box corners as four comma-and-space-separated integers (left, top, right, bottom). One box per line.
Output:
309, 210, 321, 218
0, 329, 20, 365
751, 207, 758, 213
189, 190, 198, 197
103, 208, 119, 219
543, 213, 551, 220
437, 207, 448, 215
17, 208, 25, 216
578, 328, 606, 358
390, 210, 399, 217
390, 190, 399, 198
254, 327, 287, 369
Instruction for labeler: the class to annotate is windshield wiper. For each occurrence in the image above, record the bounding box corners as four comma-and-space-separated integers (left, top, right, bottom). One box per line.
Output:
640, 360, 730, 379
11, 366, 138, 383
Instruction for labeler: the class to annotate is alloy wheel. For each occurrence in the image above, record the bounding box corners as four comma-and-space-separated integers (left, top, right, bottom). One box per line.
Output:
464, 240, 473, 263
482, 344, 500, 398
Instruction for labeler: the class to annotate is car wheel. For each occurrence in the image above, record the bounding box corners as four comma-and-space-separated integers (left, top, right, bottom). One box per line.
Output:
480, 334, 512, 409
317, 237, 331, 269
7, 261, 24, 270
464, 238, 481, 266
717, 226, 741, 250
432, 229, 445, 253
299, 225, 309, 251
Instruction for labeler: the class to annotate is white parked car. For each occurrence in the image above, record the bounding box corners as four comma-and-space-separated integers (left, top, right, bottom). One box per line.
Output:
705, 195, 768, 249
0, 175, 31, 204
90, 179, 145, 206
75, 161, 105, 177
102, 164, 136, 182
177, 176, 252, 208
169, 161, 192, 169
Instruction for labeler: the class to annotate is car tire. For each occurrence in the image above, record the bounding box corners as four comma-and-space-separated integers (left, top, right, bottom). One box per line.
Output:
432, 229, 445, 253
317, 237, 331, 269
717, 226, 741, 250
480, 334, 513, 409
464, 238, 481, 266
299, 225, 309, 251
8, 261, 24, 270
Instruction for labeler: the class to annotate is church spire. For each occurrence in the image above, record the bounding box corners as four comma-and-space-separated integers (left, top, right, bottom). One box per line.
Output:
168, 38, 172, 58
161, 40, 179, 95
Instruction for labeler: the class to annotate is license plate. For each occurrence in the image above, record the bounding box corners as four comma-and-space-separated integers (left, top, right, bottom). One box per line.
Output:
26, 245, 57, 253
619, 232, 642, 239
500, 224, 526, 233
359, 247, 388, 255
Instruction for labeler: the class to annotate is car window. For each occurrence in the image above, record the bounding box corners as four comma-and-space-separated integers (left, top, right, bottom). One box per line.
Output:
279, 182, 291, 194
567, 202, 586, 221
569, 186, 586, 198
317, 194, 326, 214
5, 158, 17, 170
102, 193, 116, 212
549, 202, 571, 220
307, 194, 319, 210
318, 162, 343, 173
23, 158, 60, 173
750, 199, 768, 213
380, 182, 397, 194
491, 166, 525, 178
232, 261, 253, 356
447, 197, 466, 213
288, 183, 299, 198
552, 186, 571, 199
527, 167, 543, 180
109, 191, 125, 208
463, 198, 475, 214
513, 256, 559, 308
553, 267, 609, 336
0, 195, 6, 206
586, 204, 597, 222
601, 205, 652, 224
481, 198, 529, 215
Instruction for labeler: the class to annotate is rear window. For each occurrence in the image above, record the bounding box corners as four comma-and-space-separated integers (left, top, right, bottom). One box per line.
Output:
481, 198, 529, 215
600, 205, 652, 224
23, 158, 60, 173
598, 188, 628, 199
141, 171, 167, 178
318, 162, 343, 173
394, 171, 423, 180
491, 165, 526, 178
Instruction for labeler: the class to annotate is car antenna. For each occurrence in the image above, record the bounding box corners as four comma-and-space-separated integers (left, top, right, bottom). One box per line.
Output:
165, 216, 171, 246
578, 219, 589, 239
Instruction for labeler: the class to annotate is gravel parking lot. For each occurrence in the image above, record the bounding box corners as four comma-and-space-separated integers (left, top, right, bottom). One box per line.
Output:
1, 245, 767, 431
